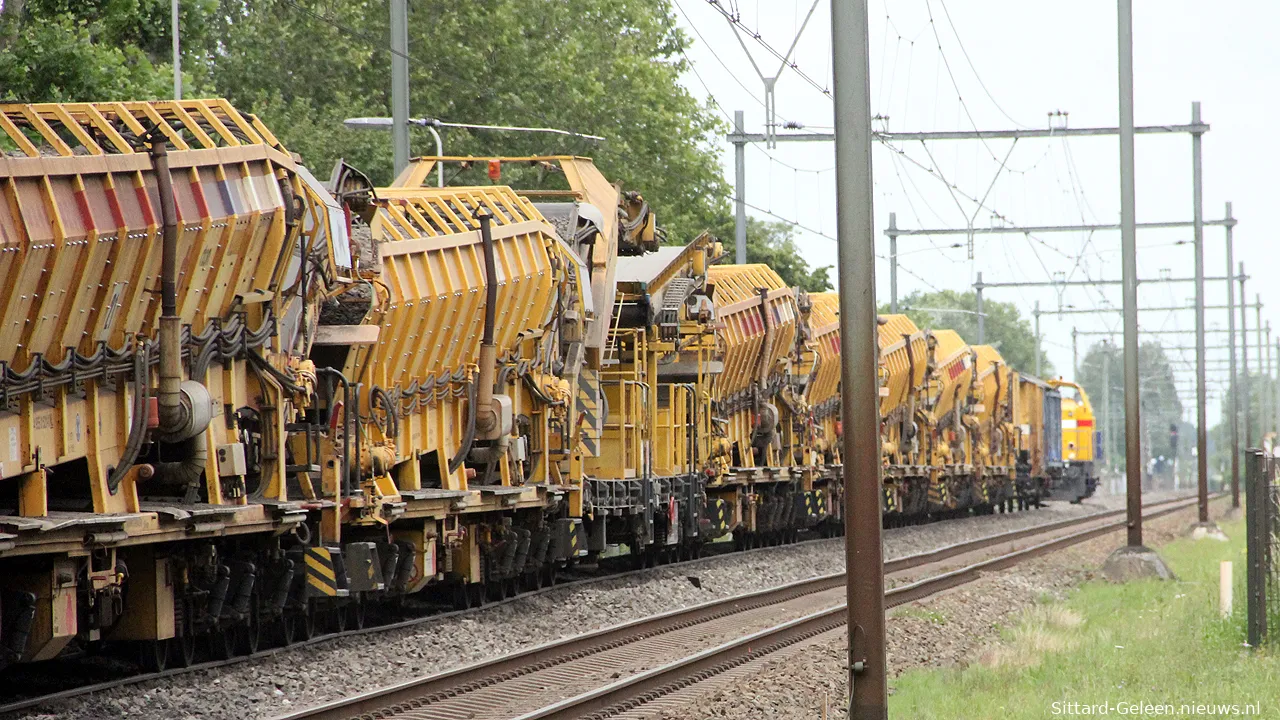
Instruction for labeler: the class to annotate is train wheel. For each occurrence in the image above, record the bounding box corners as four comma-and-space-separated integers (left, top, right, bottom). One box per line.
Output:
295, 609, 316, 642
542, 565, 557, 587
348, 599, 367, 630
332, 605, 348, 634
240, 605, 264, 655
209, 626, 236, 660
451, 583, 471, 611
174, 625, 197, 668
486, 580, 504, 602
278, 614, 296, 647
468, 582, 487, 608
139, 639, 168, 672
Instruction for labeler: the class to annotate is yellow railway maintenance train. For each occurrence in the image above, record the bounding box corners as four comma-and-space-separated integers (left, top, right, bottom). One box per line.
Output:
0, 99, 1081, 672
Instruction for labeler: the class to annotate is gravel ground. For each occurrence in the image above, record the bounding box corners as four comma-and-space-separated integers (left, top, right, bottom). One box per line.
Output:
11, 493, 1183, 720
650, 495, 1228, 720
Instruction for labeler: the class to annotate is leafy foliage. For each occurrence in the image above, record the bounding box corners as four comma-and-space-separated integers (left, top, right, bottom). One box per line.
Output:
886, 289, 1050, 375
0, 10, 176, 101
1077, 340, 1182, 468
202, 0, 732, 244
1209, 370, 1275, 479
0, 0, 825, 282
705, 217, 832, 292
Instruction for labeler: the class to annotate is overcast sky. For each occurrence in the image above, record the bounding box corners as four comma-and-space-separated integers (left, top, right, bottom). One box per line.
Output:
672, 0, 1277, 424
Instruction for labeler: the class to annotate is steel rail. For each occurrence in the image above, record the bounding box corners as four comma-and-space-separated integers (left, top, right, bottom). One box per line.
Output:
4, 495, 1156, 715
510, 493, 1216, 720
0, 530, 833, 715
267, 493, 1211, 720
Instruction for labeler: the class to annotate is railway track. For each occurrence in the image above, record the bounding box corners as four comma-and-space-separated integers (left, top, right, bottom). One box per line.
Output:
0, 526, 825, 716
269, 493, 1215, 720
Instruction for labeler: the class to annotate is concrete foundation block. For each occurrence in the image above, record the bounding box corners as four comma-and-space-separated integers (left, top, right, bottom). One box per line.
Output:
1102, 545, 1175, 582
1187, 521, 1229, 542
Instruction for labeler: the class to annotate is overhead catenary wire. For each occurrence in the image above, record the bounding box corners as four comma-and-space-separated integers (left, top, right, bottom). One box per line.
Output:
703, 0, 832, 98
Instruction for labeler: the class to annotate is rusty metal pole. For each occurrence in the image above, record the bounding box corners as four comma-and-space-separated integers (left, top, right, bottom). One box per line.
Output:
1191, 101, 1208, 523
830, 1, 886, 717
1118, 0, 1143, 547
1226, 203, 1239, 508
1242, 264, 1251, 450
1259, 322, 1269, 445
1257, 297, 1265, 444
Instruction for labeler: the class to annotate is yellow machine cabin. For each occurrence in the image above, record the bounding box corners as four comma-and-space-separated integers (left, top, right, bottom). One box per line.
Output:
1054, 380, 1096, 463
582, 234, 721, 556
1048, 379, 1099, 502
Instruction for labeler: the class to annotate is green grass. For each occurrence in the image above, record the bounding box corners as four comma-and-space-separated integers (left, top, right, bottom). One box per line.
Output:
890, 517, 1280, 718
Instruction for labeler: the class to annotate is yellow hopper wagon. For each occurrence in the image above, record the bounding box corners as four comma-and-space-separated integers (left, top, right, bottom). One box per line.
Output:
704, 264, 801, 547
876, 314, 930, 520
970, 345, 1018, 511
0, 100, 356, 667
920, 329, 980, 514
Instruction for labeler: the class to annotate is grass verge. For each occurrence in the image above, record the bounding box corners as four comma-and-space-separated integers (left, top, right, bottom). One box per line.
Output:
890, 516, 1280, 718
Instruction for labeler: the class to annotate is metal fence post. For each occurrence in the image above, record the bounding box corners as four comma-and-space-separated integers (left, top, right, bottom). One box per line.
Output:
1246, 448, 1268, 646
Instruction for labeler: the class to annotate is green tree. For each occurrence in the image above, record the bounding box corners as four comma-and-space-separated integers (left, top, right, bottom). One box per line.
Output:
1077, 340, 1183, 470
0, 0, 828, 284
885, 289, 1049, 374
1209, 370, 1276, 483
205, 0, 731, 244
703, 217, 830, 292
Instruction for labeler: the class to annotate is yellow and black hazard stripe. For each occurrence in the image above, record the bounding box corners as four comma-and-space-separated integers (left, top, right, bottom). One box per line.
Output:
928, 480, 946, 506
709, 499, 730, 534
576, 369, 600, 456
304, 546, 339, 597
569, 520, 584, 556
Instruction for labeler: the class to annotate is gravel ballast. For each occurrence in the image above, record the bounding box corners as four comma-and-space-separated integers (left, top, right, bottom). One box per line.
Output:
649, 495, 1228, 720
12, 492, 1172, 720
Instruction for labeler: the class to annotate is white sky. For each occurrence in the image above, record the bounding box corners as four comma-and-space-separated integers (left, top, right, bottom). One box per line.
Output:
673, 0, 1279, 425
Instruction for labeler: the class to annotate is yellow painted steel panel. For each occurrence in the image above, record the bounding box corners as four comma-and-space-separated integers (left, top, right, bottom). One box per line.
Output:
359, 186, 558, 468
706, 264, 797, 468
971, 345, 1006, 422
808, 292, 841, 409
877, 314, 927, 417
927, 329, 974, 422
0, 102, 296, 372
